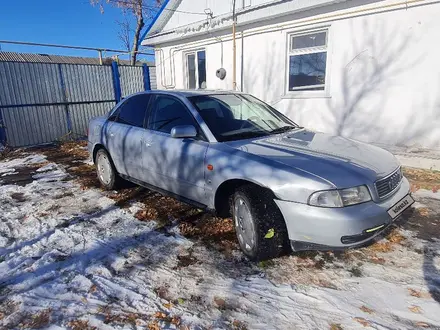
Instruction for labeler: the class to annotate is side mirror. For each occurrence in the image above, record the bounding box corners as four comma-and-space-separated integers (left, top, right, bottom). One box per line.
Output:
170, 125, 197, 139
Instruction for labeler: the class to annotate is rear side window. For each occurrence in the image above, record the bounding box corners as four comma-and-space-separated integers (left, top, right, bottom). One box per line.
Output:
116, 94, 151, 127
147, 95, 196, 134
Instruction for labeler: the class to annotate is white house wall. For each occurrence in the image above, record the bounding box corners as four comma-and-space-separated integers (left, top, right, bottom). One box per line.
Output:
154, 0, 440, 149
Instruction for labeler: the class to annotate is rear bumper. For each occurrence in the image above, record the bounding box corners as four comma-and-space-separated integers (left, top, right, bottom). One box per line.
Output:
274, 177, 411, 249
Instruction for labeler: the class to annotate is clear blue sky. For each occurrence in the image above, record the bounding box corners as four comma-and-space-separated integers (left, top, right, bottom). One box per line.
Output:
0, 0, 157, 61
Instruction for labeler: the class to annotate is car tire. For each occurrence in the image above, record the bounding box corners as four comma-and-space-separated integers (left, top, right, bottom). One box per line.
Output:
232, 185, 291, 261
95, 149, 122, 190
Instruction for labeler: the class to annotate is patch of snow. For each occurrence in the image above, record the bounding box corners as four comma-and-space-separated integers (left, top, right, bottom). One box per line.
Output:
1, 170, 16, 177
1, 154, 440, 329
413, 189, 440, 200
82, 158, 94, 166
0, 154, 47, 175
36, 163, 57, 172
413, 201, 426, 209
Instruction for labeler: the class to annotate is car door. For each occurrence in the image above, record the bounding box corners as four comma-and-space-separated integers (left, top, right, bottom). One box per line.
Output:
105, 93, 151, 178
144, 94, 209, 204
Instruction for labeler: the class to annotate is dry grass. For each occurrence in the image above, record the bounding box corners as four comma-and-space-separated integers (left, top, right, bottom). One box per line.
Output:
174, 253, 198, 270
0, 144, 20, 161
20, 309, 52, 329
153, 285, 173, 301
67, 319, 97, 330
0, 300, 19, 319
102, 312, 148, 326
353, 317, 370, 327
364, 228, 406, 254
330, 324, 343, 330
414, 321, 430, 328
387, 230, 406, 244
367, 241, 394, 253
408, 288, 431, 299
152, 311, 181, 326
403, 167, 440, 192
232, 319, 248, 330
409, 305, 422, 314
360, 305, 374, 314
213, 297, 226, 310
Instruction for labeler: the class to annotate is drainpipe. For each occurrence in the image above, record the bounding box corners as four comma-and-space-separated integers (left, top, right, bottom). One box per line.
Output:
240, 0, 245, 92
232, 0, 237, 90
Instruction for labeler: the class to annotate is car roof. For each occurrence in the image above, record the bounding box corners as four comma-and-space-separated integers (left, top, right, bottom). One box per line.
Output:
141, 89, 247, 98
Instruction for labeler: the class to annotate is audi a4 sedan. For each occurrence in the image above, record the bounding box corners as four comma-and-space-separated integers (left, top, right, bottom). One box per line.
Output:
88, 90, 413, 261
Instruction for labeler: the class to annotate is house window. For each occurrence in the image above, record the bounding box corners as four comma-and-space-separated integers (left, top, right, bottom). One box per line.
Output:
287, 30, 328, 92
185, 50, 206, 89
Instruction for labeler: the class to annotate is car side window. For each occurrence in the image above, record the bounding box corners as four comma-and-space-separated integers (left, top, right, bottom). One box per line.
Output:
147, 95, 196, 134
115, 94, 151, 127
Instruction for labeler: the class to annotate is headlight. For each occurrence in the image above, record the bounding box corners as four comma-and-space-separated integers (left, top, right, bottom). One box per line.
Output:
308, 190, 343, 208
339, 186, 371, 206
308, 185, 371, 208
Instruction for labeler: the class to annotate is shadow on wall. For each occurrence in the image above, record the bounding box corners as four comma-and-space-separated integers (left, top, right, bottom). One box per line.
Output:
324, 19, 440, 148
241, 38, 309, 118
243, 16, 440, 149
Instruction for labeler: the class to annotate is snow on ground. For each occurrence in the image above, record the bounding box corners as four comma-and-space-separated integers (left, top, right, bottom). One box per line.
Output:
1, 153, 440, 329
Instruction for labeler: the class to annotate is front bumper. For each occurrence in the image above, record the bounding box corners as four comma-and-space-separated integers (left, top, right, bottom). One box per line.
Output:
274, 178, 411, 249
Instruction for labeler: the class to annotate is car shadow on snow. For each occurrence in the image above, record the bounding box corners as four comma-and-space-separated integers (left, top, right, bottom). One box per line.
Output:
423, 249, 440, 304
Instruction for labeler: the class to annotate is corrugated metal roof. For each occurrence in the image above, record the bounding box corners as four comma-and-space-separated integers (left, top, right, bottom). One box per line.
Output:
0, 51, 154, 67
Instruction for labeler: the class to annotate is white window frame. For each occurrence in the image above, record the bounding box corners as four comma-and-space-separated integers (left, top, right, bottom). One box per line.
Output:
284, 27, 331, 99
183, 49, 206, 90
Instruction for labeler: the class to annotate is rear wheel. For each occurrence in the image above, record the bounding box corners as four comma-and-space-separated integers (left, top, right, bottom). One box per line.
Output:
95, 149, 122, 190
232, 185, 290, 261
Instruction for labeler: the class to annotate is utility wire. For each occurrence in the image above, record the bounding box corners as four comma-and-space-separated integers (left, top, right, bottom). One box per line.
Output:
100, 0, 208, 16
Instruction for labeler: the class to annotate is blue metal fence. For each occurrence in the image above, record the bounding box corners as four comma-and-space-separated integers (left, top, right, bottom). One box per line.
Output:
0, 61, 154, 147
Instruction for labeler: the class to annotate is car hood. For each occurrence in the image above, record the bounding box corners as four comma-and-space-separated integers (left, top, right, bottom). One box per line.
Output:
225, 129, 399, 187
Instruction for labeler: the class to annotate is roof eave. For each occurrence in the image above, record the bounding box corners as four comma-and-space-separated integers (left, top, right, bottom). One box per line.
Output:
138, 0, 172, 47
142, 0, 351, 47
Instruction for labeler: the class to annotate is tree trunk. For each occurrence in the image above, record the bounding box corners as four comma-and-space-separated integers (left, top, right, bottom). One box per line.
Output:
131, 15, 144, 65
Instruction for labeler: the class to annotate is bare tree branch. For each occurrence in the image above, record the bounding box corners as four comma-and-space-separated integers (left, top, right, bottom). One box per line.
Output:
116, 17, 132, 53
91, 0, 162, 65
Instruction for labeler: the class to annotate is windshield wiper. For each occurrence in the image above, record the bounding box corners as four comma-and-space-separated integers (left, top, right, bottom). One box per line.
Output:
222, 130, 268, 141
270, 126, 299, 134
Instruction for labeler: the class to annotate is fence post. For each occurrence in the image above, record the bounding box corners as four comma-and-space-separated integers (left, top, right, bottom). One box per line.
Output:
0, 108, 6, 147
142, 64, 151, 91
111, 61, 122, 103
58, 64, 73, 138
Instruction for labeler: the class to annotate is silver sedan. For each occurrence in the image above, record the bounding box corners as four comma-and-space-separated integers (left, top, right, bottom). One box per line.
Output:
88, 90, 413, 260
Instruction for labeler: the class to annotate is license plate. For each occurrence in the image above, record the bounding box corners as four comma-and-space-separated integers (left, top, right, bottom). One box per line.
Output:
387, 194, 414, 219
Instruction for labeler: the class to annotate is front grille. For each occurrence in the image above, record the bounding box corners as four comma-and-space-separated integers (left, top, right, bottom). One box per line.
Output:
375, 168, 402, 198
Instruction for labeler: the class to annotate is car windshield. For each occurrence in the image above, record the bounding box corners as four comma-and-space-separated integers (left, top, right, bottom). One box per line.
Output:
188, 94, 298, 142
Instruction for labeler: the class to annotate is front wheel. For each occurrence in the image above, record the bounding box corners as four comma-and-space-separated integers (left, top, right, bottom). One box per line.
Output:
232, 185, 290, 261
